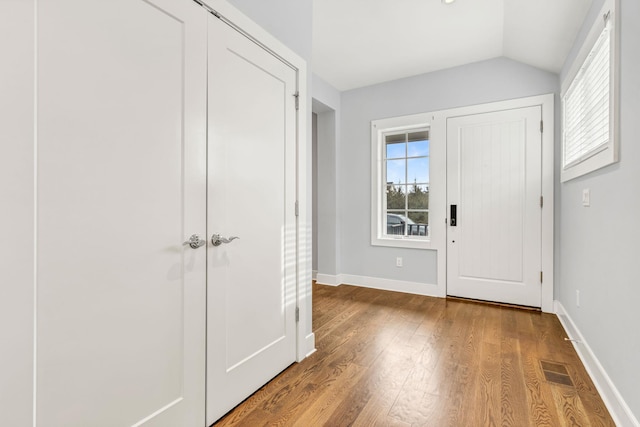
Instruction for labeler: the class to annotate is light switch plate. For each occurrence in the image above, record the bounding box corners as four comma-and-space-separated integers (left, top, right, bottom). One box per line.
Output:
582, 188, 590, 207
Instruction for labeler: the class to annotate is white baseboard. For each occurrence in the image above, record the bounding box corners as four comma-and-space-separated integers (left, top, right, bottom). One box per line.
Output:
315, 273, 340, 286
555, 301, 639, 427
312, 270, 317, 280
315, 273, 441, 298
341, 274, 440, 297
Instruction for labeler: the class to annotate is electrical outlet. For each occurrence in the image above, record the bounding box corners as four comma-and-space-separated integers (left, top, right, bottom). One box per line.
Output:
576, 290, 580, 307
396, 257, 403, 267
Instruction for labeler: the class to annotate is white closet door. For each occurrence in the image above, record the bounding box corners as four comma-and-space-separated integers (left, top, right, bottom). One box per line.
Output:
447, 106, 542, 307
206, 14, 298, 424
0, 2, 35, 426
37, 0, 207, 425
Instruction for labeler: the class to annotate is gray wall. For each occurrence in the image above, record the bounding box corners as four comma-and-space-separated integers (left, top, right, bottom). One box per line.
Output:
339, 57, 558, 284
312, 74, 342, 277
226, 0, 312, 61
312, 113, 318, 271
558, 0, 640, 419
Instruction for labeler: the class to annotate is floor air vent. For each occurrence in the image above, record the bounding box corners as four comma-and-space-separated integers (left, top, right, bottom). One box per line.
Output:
540, 360, 574, 386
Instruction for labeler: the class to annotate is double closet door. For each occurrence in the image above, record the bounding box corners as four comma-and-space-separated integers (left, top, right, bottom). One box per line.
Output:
35, 0, 297, 425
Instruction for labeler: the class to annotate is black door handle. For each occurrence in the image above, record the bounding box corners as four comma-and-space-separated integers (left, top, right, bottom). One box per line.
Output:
450, 205, 457, 226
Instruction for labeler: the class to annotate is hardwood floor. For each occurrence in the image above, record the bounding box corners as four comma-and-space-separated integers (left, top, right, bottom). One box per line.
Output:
213, 283, 614, 426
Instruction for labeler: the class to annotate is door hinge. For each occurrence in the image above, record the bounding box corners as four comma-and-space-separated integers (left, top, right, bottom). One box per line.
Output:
540, 196, 544, 208
540, 120, 543, 133
295, 307, 300, 322
295, 200, 299, 217
540, 271, 543, 283
294, 91, 300, 111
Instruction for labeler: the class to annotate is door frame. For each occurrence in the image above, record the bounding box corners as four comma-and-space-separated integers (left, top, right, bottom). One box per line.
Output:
200, 0, 314, 360
433, 94, 554, 312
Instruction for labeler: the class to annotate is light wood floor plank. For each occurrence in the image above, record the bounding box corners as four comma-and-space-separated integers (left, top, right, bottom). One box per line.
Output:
212, 284, 615, 427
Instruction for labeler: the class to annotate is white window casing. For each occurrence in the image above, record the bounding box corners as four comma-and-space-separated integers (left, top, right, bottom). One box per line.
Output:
371, 113, 434, 249
561, 0, 619, 182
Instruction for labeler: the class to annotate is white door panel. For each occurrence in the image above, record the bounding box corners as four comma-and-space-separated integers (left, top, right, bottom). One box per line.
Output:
37, 0, 207, 425
447, 107, 542, 307
206, 16, 298, 425
0, 2, 35, 425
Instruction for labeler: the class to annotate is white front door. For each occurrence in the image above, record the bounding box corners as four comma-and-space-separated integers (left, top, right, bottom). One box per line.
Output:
37, 0, 207, 425
446, 107, 542, 307
206, 15, 298, 424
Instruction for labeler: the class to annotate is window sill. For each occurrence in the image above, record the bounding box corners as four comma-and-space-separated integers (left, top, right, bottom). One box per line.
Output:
371, 236, 432, 250
561, 146, 618, 182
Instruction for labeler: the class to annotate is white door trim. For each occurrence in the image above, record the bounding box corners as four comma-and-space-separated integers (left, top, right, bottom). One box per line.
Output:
433, 94, 554, 312
200, 0, 314, 359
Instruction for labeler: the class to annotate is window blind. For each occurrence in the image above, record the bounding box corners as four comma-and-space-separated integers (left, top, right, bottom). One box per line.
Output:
563, 23, 611, 169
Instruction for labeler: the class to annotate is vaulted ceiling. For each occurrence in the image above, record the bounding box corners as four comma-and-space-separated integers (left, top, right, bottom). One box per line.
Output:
313, 0, 593, 91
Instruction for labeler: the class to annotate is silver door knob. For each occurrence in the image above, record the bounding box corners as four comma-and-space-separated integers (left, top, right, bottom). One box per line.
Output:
211, 234, 240, 247
184, 234, 206, 249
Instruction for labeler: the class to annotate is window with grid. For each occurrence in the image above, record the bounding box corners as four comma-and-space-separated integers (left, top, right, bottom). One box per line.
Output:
383, 129, 430, 238
561, 0, 618, 182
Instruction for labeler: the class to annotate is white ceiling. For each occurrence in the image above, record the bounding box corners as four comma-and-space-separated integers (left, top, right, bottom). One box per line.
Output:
313, 0, 593, 91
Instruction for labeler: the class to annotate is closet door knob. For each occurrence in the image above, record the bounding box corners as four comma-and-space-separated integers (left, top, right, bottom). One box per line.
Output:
211, 234, 240, 247
183, 234, 206, 249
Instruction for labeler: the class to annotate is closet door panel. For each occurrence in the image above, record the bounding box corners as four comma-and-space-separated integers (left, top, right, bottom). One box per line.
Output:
0, 2, 35, 426
37, 1, 207, 425
206, 14, 298, 424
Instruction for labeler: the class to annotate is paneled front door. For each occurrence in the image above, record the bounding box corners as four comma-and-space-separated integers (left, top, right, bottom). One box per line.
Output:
446, 107, 542, 307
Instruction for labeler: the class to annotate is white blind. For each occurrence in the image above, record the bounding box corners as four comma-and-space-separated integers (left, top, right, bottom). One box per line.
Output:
563, 23, 611, 169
